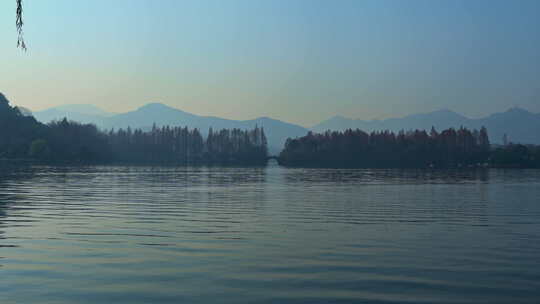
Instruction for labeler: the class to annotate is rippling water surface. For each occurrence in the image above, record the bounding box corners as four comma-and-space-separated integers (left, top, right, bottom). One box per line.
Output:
1, 163, 539, 303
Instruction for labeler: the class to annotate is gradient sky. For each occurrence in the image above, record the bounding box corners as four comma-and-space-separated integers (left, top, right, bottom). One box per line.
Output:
1, 0, 540, 126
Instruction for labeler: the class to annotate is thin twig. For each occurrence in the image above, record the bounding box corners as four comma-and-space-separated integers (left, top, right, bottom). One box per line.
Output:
16, 0, 26, 50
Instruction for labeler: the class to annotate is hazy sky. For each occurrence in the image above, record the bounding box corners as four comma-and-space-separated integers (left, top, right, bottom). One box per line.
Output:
1, 0, 540, 126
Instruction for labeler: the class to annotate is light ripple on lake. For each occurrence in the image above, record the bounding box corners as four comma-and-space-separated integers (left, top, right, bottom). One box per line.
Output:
0, 163, 539, 303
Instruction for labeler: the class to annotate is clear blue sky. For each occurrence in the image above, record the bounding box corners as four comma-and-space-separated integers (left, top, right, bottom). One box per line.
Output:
1, 0, 540, 126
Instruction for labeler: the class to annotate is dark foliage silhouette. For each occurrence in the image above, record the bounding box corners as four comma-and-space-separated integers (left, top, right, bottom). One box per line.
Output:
108, 125, 268, 164
490, 144, 540, 168
0, 94, 267, 164
0, 93, 46, 158
47, 119, 112, 162
279, 127, 490, 168
279, 128, 540, 168
278, 127, 538, 168
1, 93, 536, 167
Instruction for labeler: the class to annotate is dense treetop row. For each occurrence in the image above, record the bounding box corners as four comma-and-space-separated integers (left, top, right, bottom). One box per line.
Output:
1, 93, 538, 168
0, 93, 268, 164
279, 127, 490, 168
279, 128, 540, 168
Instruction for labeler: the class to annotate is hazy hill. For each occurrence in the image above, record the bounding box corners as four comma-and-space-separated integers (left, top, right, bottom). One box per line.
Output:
34, 103, 308, 154
313, 108, 540, 145
33, 104, 113, 126
474, 107, 540, 145
32, 103, 540, 151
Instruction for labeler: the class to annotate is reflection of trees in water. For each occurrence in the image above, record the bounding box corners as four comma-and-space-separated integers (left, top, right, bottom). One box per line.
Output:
283, 168, 490, 185
281, 167, 494, 227
203, 166, 267, 187
0, 162, 38, 262
103, 166, 268, 187
20, 166, 270, 216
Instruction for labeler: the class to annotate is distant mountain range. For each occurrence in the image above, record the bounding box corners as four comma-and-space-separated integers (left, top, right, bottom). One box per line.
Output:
33, 104, 115, 126
32, 103, 308, 154
312, 107, 540, 145
30, 103, 540, 153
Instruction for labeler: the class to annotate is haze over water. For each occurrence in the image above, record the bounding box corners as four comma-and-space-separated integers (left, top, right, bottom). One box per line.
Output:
1, 163, 539, 303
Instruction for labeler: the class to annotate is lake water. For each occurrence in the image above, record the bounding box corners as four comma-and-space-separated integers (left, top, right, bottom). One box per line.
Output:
1, 163, 539, 303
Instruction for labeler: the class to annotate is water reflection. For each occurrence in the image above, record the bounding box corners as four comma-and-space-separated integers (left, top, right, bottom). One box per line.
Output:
0, 164, 539, 303
283, 168, 491, 184
0, 162, 38, 253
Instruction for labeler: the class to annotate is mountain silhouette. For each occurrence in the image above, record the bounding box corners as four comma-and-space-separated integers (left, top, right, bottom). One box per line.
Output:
312, 108, 540, 144
33, 103, 308, 154
33, 104, 113, 126
32, 104, 540, 151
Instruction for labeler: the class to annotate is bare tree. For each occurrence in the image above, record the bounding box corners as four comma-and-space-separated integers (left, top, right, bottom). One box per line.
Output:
16, 0, 26, 50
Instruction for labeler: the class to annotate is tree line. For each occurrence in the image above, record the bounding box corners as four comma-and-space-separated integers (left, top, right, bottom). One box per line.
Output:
2, 93, 538, 168
107, 124, 267, 164
0, 94, 268, 164
278, 128, 540, 168
490, 143, 540, 168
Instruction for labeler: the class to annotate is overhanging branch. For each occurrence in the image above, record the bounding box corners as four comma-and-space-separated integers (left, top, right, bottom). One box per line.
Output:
16, 0, 26, 50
